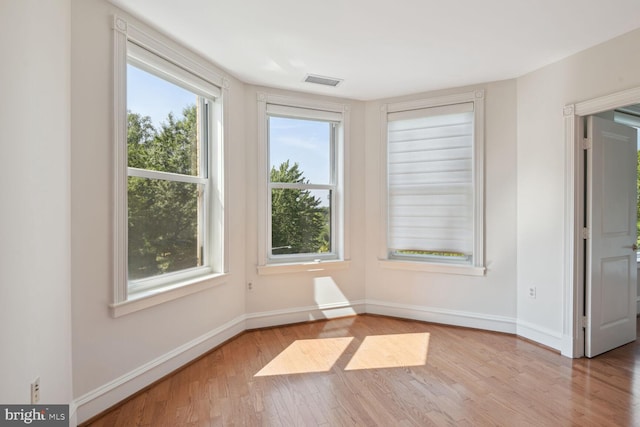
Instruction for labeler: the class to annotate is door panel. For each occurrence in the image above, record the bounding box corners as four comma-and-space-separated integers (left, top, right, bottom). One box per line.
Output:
586, 115, 637, 358
600, 256, 631, 326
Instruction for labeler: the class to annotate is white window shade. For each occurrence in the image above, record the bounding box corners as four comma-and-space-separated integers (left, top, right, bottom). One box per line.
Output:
266, 104, 342, 122
127, 42, 221, 99
387, 103, 474, 257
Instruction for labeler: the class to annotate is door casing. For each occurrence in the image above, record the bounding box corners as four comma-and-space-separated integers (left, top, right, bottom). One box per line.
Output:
563, 86, 640, 358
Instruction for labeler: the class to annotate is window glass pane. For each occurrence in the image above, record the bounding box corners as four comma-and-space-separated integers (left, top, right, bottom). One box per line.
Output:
269, 116, 332, 185
271, 188, 331, 255
128, 177, 203, 280
612, 111, 640, 252
127, 64, 201, 176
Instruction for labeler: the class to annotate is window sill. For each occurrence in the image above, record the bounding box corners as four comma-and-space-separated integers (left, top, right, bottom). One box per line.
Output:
110, 273, 228, 318
257, 260, 351, 276
379, 259, 485, 276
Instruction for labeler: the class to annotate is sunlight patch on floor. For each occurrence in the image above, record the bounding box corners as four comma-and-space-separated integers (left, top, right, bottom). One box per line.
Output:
255, 337, 353, 376
344, 333, 430, 370
255, 332, 430, 377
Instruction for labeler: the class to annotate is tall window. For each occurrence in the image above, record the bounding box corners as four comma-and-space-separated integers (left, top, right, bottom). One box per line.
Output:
383, 91, 484, 272
126, 61, 213, 290
113, 17, 225, 307
258, 96, 347, 267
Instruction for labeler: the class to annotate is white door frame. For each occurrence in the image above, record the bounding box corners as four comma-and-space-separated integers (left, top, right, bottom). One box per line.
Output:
563, 86, 640, 358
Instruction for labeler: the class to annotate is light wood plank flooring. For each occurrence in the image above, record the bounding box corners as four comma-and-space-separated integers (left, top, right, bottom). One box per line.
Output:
84, 315, 640, 426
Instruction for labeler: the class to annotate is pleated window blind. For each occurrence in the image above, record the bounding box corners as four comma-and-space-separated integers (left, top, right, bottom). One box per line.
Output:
387, 102, 474, 261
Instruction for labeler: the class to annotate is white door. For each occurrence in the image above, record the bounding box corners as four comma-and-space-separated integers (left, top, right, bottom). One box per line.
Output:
586, 115, 637, 357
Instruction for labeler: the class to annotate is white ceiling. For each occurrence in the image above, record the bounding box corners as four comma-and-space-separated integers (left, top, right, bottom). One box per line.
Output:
110, 0, 640, 101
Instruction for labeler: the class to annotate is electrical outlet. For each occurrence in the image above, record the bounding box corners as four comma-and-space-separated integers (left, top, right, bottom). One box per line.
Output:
31, 377, 40, 404
528, 286, 536, 299
247, 282, 253, 291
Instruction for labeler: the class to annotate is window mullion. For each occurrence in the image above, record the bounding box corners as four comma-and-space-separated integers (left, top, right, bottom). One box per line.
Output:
270, 182, 334, 191
128, 167, 207, 185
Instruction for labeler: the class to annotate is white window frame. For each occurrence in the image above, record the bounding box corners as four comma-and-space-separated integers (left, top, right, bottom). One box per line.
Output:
111, 16, 229, 316
611, 109, 640, 263
379, 90, 485, 276
256, 93, 350, 274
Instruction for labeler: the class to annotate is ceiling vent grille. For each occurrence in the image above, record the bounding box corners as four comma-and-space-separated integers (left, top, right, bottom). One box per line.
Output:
304, 74, 343, 87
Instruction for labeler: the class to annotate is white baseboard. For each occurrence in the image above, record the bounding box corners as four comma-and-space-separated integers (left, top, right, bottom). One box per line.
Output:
245, 300, 366, 330
365, 300, 517, 334
74, 315, 246, 425
68, 402, 77, 427
516, 320, 563, 351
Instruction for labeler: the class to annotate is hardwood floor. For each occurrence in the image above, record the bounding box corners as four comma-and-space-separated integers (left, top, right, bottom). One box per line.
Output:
84, 315, 640, 426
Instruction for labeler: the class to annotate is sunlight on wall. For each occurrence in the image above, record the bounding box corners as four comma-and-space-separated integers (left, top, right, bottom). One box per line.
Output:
345, 333, 430, 370
313, 276, 357, 317
255, 337, 353, 376
314, 276, 347, 304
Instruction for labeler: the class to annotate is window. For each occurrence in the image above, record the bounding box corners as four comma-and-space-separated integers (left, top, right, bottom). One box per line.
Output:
112, 16, 227, 312
382, 90, 485, 274
612, 106, 640, 261
257, 94, 349, 270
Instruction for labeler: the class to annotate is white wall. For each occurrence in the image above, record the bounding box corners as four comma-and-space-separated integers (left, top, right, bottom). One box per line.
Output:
363, 80, 519, 331
0, 0, 74, 408
243, 85, 367, 324
70, 0, 246, 421
517, 27, 640, 349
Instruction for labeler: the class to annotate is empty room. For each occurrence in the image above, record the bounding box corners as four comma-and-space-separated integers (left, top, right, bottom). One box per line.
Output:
3, 0, 640, 425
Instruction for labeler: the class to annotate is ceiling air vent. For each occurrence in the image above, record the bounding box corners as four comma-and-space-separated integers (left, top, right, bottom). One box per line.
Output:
304, 74, 343, 87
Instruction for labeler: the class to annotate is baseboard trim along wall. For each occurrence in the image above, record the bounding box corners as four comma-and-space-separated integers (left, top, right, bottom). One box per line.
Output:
516, 320, 563, 351
245, 300, 367, 330
74, 316, 246, 424
365, 300, 517, 334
